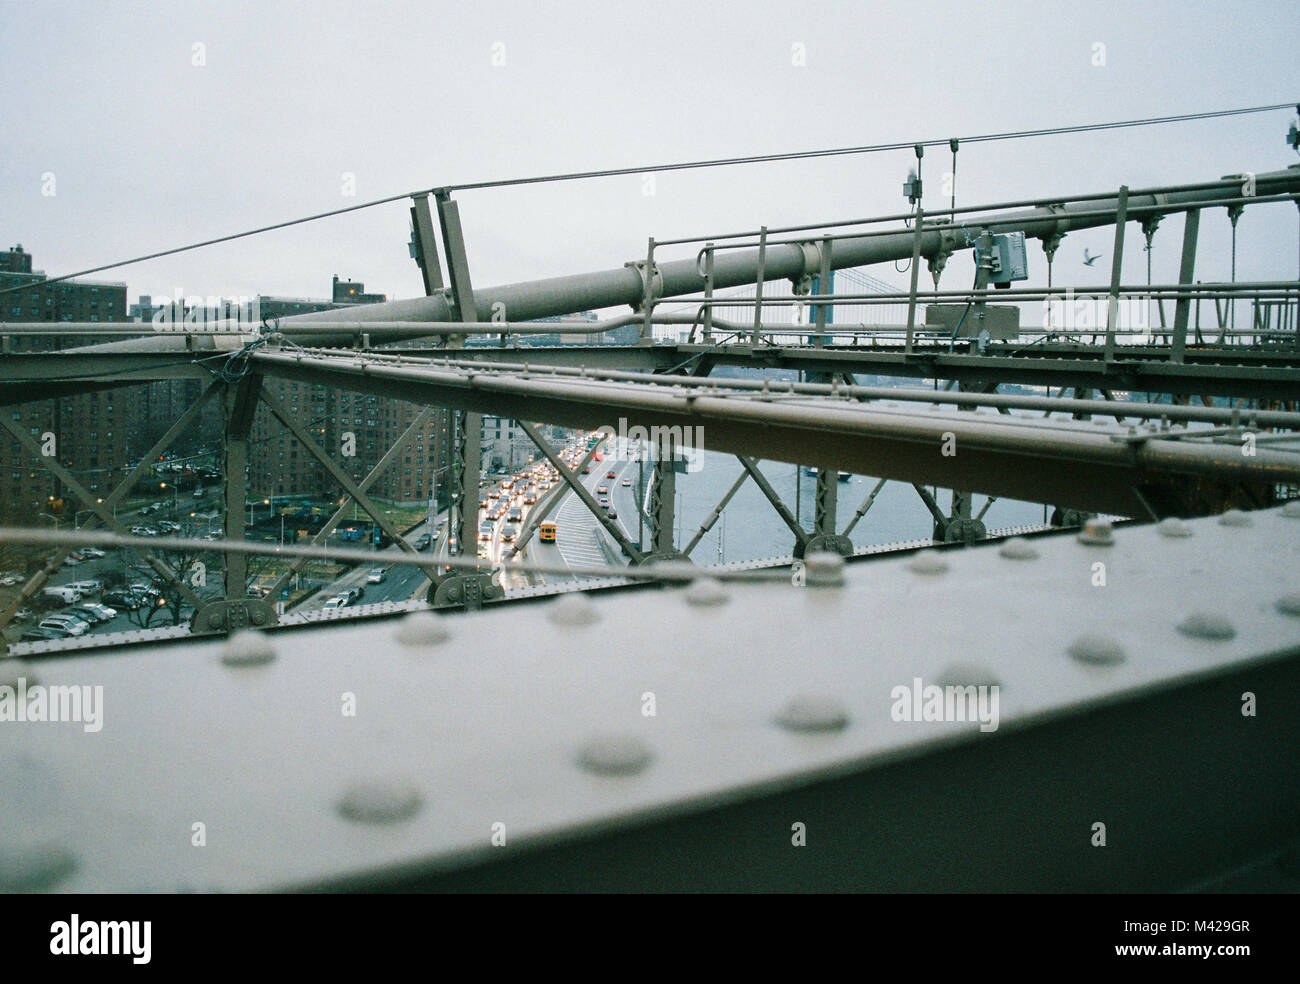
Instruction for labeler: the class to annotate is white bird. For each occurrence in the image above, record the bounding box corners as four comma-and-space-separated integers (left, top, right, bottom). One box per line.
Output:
1083, 248, 1102, 267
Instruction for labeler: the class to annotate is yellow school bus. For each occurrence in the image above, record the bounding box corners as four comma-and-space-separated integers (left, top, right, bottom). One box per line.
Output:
539, 521, 557, 544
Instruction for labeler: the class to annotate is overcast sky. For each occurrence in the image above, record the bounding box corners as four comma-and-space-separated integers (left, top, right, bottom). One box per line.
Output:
2, 0, 1298, 313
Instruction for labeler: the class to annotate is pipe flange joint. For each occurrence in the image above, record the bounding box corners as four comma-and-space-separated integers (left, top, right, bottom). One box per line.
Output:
624, 259, 663, 313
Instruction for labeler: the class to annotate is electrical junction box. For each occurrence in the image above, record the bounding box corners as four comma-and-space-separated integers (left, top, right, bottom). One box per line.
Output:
925, 304, 1020, 340
988, 232, 1028, 286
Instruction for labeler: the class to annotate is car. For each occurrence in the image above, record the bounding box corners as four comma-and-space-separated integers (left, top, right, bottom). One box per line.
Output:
130, 525, 152, 535
507, 508, 522, 522
60, 556, 83, 567
622, 479, 632, 487
0, 574, 23, 587
130, 582, 162, 597
322, 596, 349, 610
102, 590, 144, 610
596, 486, 608, 495
606, 507, 618, 519
38, 615, 89, 637
416, 533, 432, 551
340, 585, 364, 603
13, 607, 33, 621
41, 585, 83, 604
367, 568, 387, 584
501, 528, 516, 543
524, 494, 538, 505
70, 603, 115, 624
67, 580, 103, 596
79, 548, 106, 559
581, 466, 591, 474
606, 471, 617, 479
22, 627, 70, 641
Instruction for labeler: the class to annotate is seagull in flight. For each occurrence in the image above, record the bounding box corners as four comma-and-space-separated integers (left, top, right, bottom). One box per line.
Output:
1082, 248, 1103, 267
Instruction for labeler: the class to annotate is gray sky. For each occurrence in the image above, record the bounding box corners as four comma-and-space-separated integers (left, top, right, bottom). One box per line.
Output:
2, 0, 1298, 311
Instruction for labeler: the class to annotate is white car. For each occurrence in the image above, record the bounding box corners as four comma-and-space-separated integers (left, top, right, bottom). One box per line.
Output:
79, 548, 106, 559
366, 568, 387, 584
39, 615, 89, 637
41, 585, 83, 603
322, 596, 349, 611
67, 580, 103, 595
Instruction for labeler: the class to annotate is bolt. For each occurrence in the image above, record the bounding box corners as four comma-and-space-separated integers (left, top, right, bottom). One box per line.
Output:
576, 734, 653, 776
394, 612, 451, 646
0, 659, 34, 689
0, 844, 76, 890
684, 577, 729, 606
1068, 633, 1126, 665
998, 537, 1038, 560
1275, 593, 1300, 617
776, 695, 850, 733
1157, 517, 1192, 538
1077, 519, 1114, 546
1218, 509, 1252, 527
219, 629, 275, 667
338, 780, 422, 824
1176, 613, 1236, 641
208, 612, 223, 628
251, 611, 266, 625
908, 551, 949, 575
804, 551, 845, 587
548, 593, 600, 626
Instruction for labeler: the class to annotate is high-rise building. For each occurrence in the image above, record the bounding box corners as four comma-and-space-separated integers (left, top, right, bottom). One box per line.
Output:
247, 280, 452, 509
0, 243, 140, 527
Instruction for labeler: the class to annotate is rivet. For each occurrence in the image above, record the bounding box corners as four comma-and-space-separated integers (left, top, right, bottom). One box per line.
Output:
1077, 519, 1114, 546
998, 537, 1038, 560
576, 734, 653, 776
0, 844, 76, 890
1218, 509, 1251, 527
937, 663, 1000, 688
1177, 613, 1236, 641
0, 660, 35, 689
394, 612, 451, 645
776, 695, 850, 733
648, 561, 696, 583
908, 551, 948, 575
338, 780, 422, 824
548, 593, 600, 626
207, 612, 223, 628
1068, 633, 1126, 665
219, 629, 276, 666
804, 551, 845, 587
251, 611, 266, 625
1276, 593, 1300, 617
1280, 501, 1300, 519
1157, 517, 1192, 538
684, 577, 729, 606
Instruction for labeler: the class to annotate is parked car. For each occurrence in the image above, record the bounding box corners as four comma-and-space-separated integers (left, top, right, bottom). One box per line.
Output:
22, 627, 70, 641
13, 607, 34, 621
39, 615, 89, 637
67, 580, 103, 596
41, 585, 83, 604
71, 602, 117, 624
79, 548, 106, 559
102, 590, 144, 610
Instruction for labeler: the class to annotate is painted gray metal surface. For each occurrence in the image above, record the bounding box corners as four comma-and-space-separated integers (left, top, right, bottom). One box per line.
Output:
2, 505, 1297, 891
